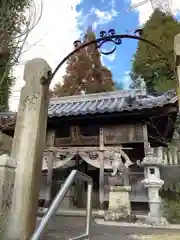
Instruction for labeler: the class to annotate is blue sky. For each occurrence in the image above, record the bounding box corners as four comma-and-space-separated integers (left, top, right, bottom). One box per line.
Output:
10, 0, 180, 110
76, 0, 140, 88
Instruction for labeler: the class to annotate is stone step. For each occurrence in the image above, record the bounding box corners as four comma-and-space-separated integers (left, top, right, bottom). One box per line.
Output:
38, 208, 105, 218
38, 208, 148, 219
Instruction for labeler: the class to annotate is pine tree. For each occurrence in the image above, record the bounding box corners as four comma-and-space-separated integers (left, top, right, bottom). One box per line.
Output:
53, 27, 114, 96
132, 9, 180, 92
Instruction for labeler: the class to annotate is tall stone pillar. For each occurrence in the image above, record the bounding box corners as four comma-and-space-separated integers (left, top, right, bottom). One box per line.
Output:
141, 147, 168, 225
4, 58, 52, 239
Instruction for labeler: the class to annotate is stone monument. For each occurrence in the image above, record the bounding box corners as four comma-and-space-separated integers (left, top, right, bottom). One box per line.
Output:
105, 151, 134, 222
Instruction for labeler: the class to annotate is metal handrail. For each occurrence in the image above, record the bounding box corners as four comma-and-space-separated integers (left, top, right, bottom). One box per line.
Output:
31, 170, 93, 240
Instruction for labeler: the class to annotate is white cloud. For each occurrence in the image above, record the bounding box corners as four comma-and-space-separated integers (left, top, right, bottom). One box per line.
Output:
129, 0, 180, 24
101, 51, 116, 64
91, 5, 118, 29
9, 0, 83, 111
105, 52, 116, 61
122, 71, 132, 89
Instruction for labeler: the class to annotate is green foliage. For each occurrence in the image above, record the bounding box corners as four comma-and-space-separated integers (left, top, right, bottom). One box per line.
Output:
129, 74, 147, 90
162, 200, 180, 224
132, 9, 180, 92
0, 0, 31, 110
53, 27, 114, 97
161, 183, 180, 223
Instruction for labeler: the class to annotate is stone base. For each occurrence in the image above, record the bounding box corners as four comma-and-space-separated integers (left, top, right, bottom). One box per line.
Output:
106, 185, 133, 222
104, 211, 136, 223
108, 186, 131, 215
145, 214, 169, 226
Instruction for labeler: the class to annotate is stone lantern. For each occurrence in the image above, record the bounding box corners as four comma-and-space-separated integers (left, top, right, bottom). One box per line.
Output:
141, 147, 168, 225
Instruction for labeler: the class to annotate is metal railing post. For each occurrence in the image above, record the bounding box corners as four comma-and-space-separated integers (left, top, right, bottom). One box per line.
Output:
70, 182, 93, 240
86, 183, 93, 237
31, 170, 93, 240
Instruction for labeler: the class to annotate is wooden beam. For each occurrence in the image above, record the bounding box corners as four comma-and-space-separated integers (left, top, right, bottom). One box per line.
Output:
44, 130, 55, 207
99, 128, 105, 210
45, 146, 132, 153
44, 151, 54, 208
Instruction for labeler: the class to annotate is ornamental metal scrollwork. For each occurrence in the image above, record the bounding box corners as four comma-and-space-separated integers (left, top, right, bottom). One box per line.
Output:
72, 28, 144, 56
96, 29, 122, 55
73, 40, 82, 48
134, 28, 143, 36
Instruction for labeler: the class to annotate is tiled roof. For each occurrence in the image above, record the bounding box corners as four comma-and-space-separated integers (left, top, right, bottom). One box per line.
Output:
0, 90, 178, 122
0, 112, 16, 122
48, 89, 178, 118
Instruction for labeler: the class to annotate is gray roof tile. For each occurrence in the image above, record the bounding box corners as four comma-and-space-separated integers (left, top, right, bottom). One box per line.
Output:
0, 90, 178, 122
48, 89, 178, 117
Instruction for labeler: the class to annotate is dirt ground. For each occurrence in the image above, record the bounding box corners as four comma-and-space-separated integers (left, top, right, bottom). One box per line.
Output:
130, 234, 180, 240
37, 216, 180, 240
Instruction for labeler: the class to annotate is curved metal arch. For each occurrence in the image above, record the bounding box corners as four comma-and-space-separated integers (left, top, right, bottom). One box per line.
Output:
48, 29, 175, 82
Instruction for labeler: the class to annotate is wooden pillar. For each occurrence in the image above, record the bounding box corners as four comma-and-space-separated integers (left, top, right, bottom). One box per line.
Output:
142, 125, 150, 208
44, 130, 55, 208
99, 128, 105, 210
142, 125, 149, 155
44, 151, 54, 208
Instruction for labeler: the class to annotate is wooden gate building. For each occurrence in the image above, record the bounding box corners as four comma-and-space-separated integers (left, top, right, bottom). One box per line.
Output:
0, 89, 178, 211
